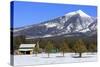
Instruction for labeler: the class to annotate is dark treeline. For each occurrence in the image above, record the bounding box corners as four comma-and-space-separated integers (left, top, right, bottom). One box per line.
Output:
12, 35, 97, 57
13, 35, 97, 52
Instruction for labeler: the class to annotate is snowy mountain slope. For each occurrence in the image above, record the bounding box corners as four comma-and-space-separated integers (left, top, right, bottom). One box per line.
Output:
13, 10, 97, 39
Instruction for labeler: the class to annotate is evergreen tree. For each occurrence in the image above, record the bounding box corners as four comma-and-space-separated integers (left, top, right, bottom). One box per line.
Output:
60, 41, 70, 57
45, 41, 54, 58
13, 35, 26, 50
88, 43, 97, 52
39, 39, 47, 49
73, 39, 87, 57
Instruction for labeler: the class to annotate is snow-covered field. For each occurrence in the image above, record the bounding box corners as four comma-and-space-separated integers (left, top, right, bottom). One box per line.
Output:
14, 53, 97, 66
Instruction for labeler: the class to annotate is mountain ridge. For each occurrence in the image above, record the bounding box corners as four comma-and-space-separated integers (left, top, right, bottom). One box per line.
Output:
13, 10, 97, 39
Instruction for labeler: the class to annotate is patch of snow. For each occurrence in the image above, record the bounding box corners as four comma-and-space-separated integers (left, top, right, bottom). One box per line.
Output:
44, 22, 64, 30
76, 25, 83, 31
43, 34, 53, 37
89, 23, 97, 31
14, 26, 33, 32
14, 28, 24, 32
79, 28, 90, 32
57, 26, 63, 29
44, 23, 57, 28
14, 53, 97, 66
26, 36, 42, 39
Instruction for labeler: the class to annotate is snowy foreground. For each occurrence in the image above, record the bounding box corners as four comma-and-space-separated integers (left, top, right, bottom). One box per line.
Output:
14, 53, 97, 66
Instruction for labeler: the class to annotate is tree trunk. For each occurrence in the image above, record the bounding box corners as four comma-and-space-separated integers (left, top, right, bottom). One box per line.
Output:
79, 52, 82, 57
63, 51, 65, 57
48, 53, 50, 58
75, 51, 77, 55
35, 52, 37, 56
56, 49, 58, 52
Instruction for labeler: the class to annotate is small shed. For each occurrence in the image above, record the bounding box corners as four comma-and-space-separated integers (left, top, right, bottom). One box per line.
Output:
18, 44, 36, 55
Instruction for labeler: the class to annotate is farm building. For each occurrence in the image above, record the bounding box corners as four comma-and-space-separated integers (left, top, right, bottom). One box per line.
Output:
18, 44, 36, 55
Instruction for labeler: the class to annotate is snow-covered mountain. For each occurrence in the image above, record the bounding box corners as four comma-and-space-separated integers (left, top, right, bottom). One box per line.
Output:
13, 10, 97, 39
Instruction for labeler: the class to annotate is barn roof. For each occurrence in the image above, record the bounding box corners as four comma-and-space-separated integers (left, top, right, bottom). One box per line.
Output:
19, 44, 36, 48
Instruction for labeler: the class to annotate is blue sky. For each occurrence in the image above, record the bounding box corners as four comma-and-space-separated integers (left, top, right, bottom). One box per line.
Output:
12, 1, 97, 28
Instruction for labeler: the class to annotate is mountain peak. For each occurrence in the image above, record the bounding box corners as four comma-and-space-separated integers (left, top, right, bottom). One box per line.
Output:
76, 10, 84, 13
76, 10, 90, 17
65, 10, 90, 17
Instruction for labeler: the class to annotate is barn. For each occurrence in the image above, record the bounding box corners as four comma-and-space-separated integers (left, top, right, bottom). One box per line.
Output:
18, 44, 36, 55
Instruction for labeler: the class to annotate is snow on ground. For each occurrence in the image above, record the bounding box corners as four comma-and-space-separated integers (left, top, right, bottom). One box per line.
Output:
14, 53, 97, 66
